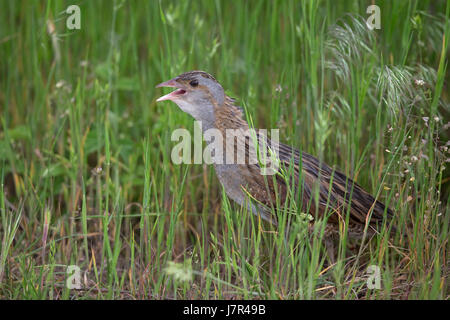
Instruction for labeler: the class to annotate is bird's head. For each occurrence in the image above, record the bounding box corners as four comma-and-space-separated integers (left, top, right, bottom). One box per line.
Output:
156, 71, 225, 122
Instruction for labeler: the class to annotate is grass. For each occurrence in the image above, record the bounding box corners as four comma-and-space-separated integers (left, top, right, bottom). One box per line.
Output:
0, 0, 449, 299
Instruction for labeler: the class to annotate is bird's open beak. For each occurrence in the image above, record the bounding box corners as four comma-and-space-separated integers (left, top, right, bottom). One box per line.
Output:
156, 78, 187, 102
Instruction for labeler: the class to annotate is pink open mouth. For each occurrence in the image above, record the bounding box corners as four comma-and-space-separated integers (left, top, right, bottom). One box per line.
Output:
156, 79, 186, 102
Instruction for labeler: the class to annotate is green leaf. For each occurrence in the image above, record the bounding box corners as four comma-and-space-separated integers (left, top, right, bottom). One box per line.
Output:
8, 125, 31, 141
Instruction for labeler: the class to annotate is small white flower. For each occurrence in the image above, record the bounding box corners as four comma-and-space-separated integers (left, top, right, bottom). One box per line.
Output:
92, 167, 103, 176
165, 261, 193, 282
415, 79, 425, 86
56, 80, 66, 89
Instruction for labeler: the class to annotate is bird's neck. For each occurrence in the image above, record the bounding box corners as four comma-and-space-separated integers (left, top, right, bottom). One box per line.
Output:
213, 96, 249, 132
211, 98, 251, 167
178, 98, 217, 131
193, 96, 248, 133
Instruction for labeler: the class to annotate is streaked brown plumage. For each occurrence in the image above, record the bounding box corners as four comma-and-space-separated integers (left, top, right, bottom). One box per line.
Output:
156, 71, 393, 237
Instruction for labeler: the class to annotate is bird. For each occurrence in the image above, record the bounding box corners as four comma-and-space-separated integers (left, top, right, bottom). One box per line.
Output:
156, 70, 394, 239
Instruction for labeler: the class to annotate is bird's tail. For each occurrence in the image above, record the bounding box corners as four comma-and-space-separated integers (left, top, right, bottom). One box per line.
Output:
330, 170, 395, 233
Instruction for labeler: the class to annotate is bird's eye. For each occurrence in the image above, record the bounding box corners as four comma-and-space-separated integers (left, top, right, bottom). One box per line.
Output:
189, 80, 199, 87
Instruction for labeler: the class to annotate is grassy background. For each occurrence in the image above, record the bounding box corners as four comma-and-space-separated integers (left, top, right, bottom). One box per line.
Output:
0, 0, 449, 299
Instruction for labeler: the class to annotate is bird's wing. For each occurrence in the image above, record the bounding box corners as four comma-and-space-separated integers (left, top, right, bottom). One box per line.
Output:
242, 133, 393, 228
278, 140, 393, 226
